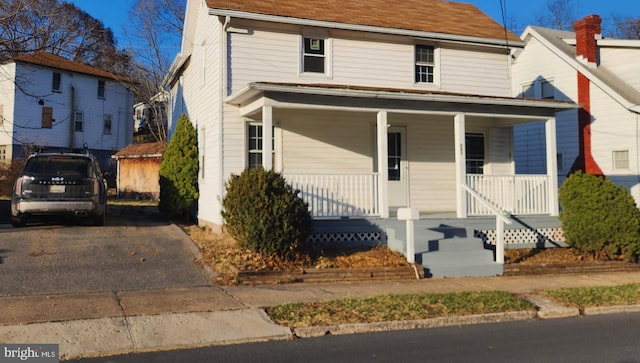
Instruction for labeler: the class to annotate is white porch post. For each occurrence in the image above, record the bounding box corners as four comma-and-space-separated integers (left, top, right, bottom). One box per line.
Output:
545, 116, 559, 216
454, 113, 467, 218
262, 105, 273, 170
377, 111, 389, 218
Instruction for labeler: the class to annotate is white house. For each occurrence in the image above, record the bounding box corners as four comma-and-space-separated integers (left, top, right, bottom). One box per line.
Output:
165, 0, 577, 234
0, 52, 134, 170
512, 15, 640, 205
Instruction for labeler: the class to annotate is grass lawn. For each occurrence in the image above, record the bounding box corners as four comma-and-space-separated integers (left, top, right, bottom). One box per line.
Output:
542, 283, 640, 308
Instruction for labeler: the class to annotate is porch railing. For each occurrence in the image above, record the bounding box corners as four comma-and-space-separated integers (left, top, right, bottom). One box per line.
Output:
466, 175, 550, 216
284, 173, 380, 218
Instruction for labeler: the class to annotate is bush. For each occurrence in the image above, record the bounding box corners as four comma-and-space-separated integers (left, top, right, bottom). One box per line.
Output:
0, 159, 26, 198
559, 171, 640, 261
222, 168, 312, 258
158, 114, 199, 220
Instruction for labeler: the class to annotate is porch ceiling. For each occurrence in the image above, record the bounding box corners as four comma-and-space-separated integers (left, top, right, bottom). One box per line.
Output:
225, 82, 579, 120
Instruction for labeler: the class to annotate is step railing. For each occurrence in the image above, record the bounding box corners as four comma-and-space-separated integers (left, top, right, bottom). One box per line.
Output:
466, 175, 550, 215
284, 173, 380, 218
462, 183, 513, 264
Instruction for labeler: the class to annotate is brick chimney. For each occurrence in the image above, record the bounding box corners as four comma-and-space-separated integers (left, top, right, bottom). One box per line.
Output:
573, 14, 601, 64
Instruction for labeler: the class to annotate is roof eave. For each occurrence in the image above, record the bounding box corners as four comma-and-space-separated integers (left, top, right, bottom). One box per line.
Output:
209, 8, 524, 48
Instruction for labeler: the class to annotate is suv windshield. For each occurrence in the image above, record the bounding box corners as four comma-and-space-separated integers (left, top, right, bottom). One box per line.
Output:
23, 156, 92, 178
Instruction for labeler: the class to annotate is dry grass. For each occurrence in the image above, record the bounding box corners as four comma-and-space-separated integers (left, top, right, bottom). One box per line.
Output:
183, 225, 409, 285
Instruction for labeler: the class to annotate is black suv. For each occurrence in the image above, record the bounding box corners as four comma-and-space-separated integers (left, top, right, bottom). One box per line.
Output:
11, 150, 108, 227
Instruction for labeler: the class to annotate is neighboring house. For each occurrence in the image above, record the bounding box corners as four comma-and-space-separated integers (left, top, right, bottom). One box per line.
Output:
165, 0, 576, 257
112, 142, 166, 200
512, 15, 640, 206
0, 52, 134, 170
133, 91, 169, 133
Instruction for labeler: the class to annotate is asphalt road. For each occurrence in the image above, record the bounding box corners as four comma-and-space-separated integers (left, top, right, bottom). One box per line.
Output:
71, 313, 640, 363
0, 201, 213, 296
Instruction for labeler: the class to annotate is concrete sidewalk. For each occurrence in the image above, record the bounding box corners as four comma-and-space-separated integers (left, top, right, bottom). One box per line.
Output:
3, 271, 640, 360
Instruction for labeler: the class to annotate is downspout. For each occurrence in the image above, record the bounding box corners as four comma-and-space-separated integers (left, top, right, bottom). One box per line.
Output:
70, 86, 75, 148
217, 16, 230, 226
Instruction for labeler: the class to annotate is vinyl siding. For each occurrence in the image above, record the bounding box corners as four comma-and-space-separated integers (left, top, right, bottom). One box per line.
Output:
599, 47, 640, 90
440, 47, 511, 96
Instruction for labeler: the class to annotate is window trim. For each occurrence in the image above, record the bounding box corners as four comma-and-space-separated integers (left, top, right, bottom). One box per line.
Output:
246, 122, 276, 169
613, 150, 629, 170
52, 72, 61, 92
300, 34, 331, 77
465, 133, 485, 175
414, 44, 437, 85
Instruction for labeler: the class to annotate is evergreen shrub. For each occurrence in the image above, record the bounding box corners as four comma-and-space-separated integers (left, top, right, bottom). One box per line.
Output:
559, 171, 640, 261
222, 167, 312, 258
158, 114, 199, 219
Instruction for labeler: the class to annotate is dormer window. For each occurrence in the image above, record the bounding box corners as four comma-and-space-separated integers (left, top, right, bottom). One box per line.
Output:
302, 37, 325, 74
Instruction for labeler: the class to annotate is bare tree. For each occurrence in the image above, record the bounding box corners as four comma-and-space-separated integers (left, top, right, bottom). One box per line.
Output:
124, 0, 184, 143
613, 17, 640, 39
534, 0, 576, 31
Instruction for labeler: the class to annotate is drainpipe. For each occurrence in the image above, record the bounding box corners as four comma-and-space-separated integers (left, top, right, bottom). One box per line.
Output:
70, 86, 75, 148
216, 16, 231, 226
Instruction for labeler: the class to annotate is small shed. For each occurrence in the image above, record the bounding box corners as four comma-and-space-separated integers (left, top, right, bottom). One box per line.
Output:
112, 142, 166, 200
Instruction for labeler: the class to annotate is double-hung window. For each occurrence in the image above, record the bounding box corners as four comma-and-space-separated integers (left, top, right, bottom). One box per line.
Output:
302, 37, 325, 74
415, 45, 435, 84
52, 72, 61, 92
97, 80, 106, 99
247, 124, 275, 168
613, 150, 629, 170
74, 111, 84, 132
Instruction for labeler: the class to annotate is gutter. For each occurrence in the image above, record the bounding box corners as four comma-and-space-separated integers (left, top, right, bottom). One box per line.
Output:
208, 9, 524, 49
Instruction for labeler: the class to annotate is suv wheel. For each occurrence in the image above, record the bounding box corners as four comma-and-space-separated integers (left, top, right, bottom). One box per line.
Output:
11, 216, 25, 228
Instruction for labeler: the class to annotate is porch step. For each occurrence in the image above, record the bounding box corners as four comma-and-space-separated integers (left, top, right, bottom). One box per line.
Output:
417, 237, 502, 278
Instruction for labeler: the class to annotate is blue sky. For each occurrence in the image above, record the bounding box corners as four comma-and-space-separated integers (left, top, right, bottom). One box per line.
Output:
68, 0, 640, 53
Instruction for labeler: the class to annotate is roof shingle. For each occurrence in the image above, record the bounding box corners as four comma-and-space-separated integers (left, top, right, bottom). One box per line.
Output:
205, 0, 520, 42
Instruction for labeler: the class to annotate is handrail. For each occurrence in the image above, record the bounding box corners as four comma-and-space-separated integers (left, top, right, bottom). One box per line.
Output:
462, 183, 512, 264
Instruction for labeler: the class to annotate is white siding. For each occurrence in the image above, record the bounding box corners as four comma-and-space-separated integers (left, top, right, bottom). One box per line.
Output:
599, 46, 640, 90
0, 62, 16, 159
440, 47, 511, 96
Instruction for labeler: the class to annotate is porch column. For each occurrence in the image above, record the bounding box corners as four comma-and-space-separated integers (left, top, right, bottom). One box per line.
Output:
377, 111, 389, 218
454, 113, 467, 218
262, 105, 273, 170
545, 116, 559, 216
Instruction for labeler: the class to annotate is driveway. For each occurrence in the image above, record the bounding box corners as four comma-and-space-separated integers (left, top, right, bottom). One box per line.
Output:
0, 200, 213, 296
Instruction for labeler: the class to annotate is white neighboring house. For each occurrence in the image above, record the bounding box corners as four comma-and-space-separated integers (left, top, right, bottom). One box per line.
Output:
165, 0, 577, 230
0, 52, 134, 170
512, 15, 640, 206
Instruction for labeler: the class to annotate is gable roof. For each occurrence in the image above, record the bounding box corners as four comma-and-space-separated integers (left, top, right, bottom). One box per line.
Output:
13, 52, 125, 82
205, 0, 520, 44
112, 142, 166, 159
522, 26, 640, 113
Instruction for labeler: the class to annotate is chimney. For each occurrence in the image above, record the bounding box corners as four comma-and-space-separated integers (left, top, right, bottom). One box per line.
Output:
573, 14, 601, 65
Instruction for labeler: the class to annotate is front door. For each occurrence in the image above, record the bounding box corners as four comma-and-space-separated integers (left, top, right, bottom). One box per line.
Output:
388, 127, 408, 207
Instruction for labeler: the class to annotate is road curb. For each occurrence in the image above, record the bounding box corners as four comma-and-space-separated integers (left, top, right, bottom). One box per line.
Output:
293, 310, 537, 338
583, 303, 640, 316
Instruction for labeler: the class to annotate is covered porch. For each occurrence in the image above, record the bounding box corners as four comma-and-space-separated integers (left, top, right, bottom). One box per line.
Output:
226, 82, 578, 221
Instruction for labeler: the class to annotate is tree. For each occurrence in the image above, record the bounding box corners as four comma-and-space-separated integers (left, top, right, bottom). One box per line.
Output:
613, 17, 640, 39
533, 0, 576, 31
158, 114, 199, 220
0, 0, 133, 74
124, 0, 185, 143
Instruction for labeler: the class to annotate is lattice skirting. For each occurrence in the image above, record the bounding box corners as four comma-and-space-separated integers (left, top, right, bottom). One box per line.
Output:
307, 231, 383, 246
475, 227, 565, 245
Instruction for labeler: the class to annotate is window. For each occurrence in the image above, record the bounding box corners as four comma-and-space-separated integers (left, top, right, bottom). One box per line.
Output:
52, 72, 61, 92
302, 37, 325, 73
97, 80, 106, 99
247, 124, 275, 168
521, 83, 535, 98
541, 80, 555, 99
103, 114, 112, 134
388, 132, 402, 181
74, 111, 84, 132
465, 133, 485, 174
613, 150, 629, 170
557, 153, 564, 174
415, 45, 435, 83
0, 146, 6, 161
42, 107, 53, 129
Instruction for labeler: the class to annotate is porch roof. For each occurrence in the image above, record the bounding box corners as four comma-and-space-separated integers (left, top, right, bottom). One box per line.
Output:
225, 82, 580, 120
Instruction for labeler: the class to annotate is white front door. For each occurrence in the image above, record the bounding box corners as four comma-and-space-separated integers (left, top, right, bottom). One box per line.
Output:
388, 127, 408, 207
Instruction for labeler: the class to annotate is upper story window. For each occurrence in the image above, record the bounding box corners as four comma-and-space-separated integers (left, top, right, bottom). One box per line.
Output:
97, 80, 106, 99
415, 45, 435, 84
0, 145, 6, 161
52, 72, 61, 92
302, 37, 325, 74
541, 80, 555, 99
103, 114, 112, 134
